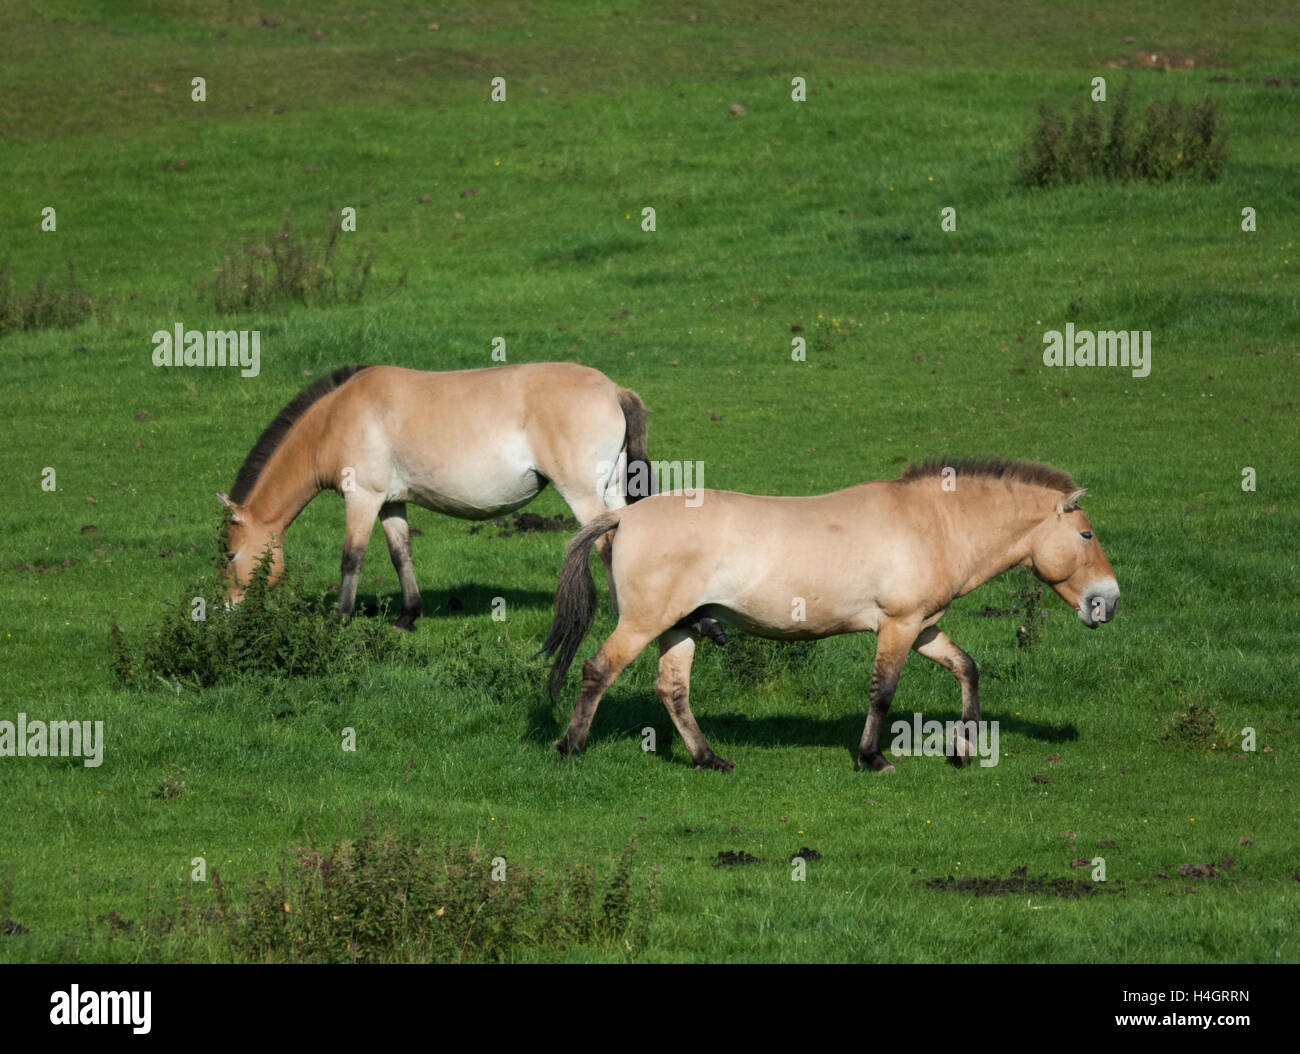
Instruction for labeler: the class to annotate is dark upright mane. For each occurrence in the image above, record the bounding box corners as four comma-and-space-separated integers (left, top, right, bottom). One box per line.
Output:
229, 365, 372, 503
899, 456, 1077, 494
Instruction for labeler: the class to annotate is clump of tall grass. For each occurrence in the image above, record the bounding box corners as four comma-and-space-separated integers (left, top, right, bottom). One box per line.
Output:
0, 255, 93, 337
200, 215, 397, 313
1018, 83, 1228, 187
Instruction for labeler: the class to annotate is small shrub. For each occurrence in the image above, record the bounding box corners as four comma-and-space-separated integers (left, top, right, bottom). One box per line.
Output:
109, 621, 135, 685
110, 538, 400, 690
1009, 567, 1046, 650
208, 817, 657, 963
1018, 82, 1228, 187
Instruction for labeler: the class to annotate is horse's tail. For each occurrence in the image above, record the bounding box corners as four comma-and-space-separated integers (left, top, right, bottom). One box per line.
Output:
539, 509, 624, 698
616, 387, 651, 504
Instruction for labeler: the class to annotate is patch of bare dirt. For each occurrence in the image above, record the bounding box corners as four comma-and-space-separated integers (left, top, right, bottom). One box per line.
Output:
923, 865, 1125, 898
468, 512, 578, 537
713, 850, 761, 867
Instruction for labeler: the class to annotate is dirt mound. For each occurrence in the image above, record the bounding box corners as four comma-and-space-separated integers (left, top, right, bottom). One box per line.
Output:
468, 512, 578, 537
713, 850, 761, 867
923, 865, 1122, 898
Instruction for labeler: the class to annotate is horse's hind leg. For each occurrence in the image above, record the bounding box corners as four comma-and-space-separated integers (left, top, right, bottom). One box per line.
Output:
655, 629, 731, 771
556, 622, 655, 758
336, 490, 386, 621
858, 617, 922, 773
380, 501, 423, 631
912, 626, 980, 767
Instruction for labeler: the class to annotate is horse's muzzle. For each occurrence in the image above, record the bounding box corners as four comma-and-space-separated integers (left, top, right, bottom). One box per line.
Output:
1079, 582, 1120, 628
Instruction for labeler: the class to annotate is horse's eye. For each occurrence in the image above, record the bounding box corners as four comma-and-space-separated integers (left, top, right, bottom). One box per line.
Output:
1080, 531, 1093, 540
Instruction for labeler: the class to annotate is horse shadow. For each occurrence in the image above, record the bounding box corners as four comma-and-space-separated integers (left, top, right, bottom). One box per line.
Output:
527, 689, 1079, 768
344, 582, 555, 621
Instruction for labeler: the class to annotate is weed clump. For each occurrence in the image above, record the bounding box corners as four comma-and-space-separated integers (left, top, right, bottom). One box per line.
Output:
201, 215, 398, 313
0, 256, 93, 337
1018, 83, 1228, 187
152, 764, 187, 801
209, 821, 656, 963
110, 538, 399, 690
1009, 567, 1046, 650
1162, 693, 1231, 751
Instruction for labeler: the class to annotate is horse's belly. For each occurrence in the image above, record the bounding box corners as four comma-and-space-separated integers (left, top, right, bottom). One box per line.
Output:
698, 600, 881, 640
396, 468, 543, 520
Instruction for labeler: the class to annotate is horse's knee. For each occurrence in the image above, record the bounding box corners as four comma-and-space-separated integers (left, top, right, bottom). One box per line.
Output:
655, 677, 687, 708
340, 548, 364, 576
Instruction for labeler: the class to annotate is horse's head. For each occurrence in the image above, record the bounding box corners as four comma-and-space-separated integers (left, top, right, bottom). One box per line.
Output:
217, 493, 284, 604
1025, 488, 1119, 628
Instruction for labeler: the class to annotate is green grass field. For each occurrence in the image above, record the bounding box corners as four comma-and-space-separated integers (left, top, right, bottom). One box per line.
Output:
1, 0, 1297, 963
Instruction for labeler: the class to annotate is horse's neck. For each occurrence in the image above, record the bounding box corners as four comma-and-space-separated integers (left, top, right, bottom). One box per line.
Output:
244, 422, 331, 535
944, 484, 1043, 592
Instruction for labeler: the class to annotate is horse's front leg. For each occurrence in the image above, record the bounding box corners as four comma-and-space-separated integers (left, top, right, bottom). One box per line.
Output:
379, 501, 423, 631
336, 490, 386, 621
912, 625, 981, 767
858, 617, 923, 773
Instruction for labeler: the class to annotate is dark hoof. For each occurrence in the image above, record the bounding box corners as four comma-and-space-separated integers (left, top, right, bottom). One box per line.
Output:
858, 753, 897, 774
694, 753, 734, 772
555, 739, 579, 758
946, 730, 975, 768
392, 616, 419, 633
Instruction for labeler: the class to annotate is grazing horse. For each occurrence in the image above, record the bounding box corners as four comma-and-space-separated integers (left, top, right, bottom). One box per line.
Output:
540, 457, 1120, 773
219, 362, 649, 629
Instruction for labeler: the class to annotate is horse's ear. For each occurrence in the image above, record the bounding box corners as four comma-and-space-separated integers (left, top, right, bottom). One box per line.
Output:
1056, 488, 1088, 514
217, 492, 244, 523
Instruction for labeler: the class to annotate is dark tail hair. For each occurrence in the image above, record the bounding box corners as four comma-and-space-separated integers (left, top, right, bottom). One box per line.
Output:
617, 387, 651, 503
538, 510, 623, 698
